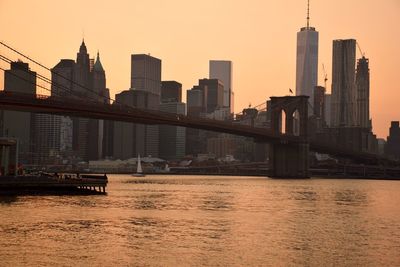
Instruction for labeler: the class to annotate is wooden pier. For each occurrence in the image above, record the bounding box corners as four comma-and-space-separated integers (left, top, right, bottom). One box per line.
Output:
0, 173, 108, 194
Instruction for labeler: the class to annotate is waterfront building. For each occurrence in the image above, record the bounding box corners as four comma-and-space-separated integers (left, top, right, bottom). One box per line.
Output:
295, 2, 318, 113
209, 60, 234, 113
356, 56, 370, 129
330, 39, 357, 127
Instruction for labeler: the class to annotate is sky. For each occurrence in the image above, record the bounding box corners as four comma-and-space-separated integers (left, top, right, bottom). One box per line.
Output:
0, 0, 399, 138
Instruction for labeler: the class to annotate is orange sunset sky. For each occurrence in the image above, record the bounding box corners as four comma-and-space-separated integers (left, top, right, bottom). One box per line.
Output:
0, 0, 399, 139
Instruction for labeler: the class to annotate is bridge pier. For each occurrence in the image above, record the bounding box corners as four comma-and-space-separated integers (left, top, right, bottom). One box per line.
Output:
269, 96, 309, 178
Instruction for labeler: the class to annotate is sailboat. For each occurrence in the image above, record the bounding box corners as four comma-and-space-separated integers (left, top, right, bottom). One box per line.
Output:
132, 154, 145, 177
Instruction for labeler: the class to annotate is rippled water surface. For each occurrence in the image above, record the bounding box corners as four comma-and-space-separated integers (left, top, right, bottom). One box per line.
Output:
1, 175, 400, 266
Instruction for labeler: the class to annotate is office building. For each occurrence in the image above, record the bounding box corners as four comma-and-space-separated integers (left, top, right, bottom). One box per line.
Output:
356, 56, 370, 129
330, 39, 357, 127
209, 60, 234, 112
131, 54, 161, 95
2, 61, 36, 164
159, 102, 186, 160
113, 89, 159, 159
295, 2, 318, 112
199, 78, 224, 114
161, 81, 182, 103
385, 121, 400, 159
313, 86, 325, 118
324, 94, 331, 127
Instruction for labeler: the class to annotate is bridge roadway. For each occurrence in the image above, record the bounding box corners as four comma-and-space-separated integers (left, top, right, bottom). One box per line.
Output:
0, 91, 396, 165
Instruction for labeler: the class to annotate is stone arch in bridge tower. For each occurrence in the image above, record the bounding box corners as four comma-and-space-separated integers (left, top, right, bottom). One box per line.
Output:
269, 96, 309, 178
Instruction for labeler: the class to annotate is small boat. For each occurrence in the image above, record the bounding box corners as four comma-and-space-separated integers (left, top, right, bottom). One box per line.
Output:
132, 154, 145, 177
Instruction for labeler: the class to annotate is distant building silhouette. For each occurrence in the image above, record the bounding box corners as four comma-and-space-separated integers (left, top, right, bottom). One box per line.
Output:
356, 56, 370, 129
313, 86, 325, 119
199, 78, 224, 114
36, 40, 110, 164
2, 61, 36, 164
161, 81, 182, 103
185, 78, 224, 157
385, 121, 400, 159
330, 39, 357, 127
113, 89, 159, 159
131, 54, 161, 95
324, 94, 331, 127
159, 81, 186, 160
209, 60, 234, 113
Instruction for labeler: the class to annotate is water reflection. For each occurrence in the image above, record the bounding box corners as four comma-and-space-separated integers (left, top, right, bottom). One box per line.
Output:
335, 189, 368, 206
200, 193, 234, 211
0, 176, 399, 266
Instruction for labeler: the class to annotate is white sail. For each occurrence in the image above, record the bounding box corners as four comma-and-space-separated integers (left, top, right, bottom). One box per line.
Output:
137, 154, 143, 174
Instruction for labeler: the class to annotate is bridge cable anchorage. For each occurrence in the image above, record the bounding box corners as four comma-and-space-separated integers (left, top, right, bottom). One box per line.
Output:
0, 41, 120, 105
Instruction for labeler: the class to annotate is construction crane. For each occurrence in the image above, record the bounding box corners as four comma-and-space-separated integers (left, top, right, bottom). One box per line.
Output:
322, 63, 328, 89
357, 42, 365, 58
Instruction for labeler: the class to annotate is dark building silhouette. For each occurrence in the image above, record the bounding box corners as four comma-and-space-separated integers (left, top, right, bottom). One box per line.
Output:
113, 89, 159, 159
331, 39, 357, 127
113, 53, 162, 159
131, 54, 161, 95
1, 61, 36, 164
199, 78, 224, 113
159, 102, 186, 160
159, 81, 186, 160
41, 41, 109, 164
209, 60, 234, 113
313, 86, 325, 119
185, 78, 225, 157
161, 81, 182, 103
356, 56, 370, 129
385, 121, 400, 159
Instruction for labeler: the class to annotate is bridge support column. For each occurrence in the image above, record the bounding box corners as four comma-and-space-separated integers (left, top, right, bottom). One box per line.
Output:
269, 96, 310, 178
270, 142, 309, 178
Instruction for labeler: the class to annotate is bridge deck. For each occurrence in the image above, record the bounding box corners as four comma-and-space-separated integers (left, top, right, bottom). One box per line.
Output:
0, 91, 398, 166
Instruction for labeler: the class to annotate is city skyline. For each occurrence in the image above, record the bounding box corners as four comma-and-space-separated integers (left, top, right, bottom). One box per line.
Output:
0, 0, 399, 138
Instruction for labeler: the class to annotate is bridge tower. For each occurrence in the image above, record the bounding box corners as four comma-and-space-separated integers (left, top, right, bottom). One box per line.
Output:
269, 96, 309, 178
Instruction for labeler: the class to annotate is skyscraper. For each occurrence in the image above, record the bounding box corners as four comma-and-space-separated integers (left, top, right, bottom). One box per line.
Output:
161, 81, 182, 103
199, 78, 224, 114
113, 89, 160, 159
2, 61, 36, 164
330, 39, 357, 127
131, 54, 161, 95
49, 41, 108, 162
159, 102, 186, 160
356, 56, 370, 129
209, 60, 233, 112
295, 0, 318, 113
385, 121, 400, 159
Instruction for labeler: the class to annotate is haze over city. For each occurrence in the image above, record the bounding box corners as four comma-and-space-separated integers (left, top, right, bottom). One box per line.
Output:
1, 0, 399, 138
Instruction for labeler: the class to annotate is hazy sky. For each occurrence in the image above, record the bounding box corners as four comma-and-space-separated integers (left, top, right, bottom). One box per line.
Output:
0, 0, 399, 138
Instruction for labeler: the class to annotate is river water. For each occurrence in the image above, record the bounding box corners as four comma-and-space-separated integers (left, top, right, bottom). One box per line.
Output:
0, 175, 399, 266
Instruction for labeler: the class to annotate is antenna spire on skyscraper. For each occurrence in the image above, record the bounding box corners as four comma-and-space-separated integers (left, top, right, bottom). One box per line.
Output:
307, 0, 310, 28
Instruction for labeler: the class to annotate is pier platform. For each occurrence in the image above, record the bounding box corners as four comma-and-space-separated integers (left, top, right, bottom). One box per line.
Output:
0, 173, 108, 194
